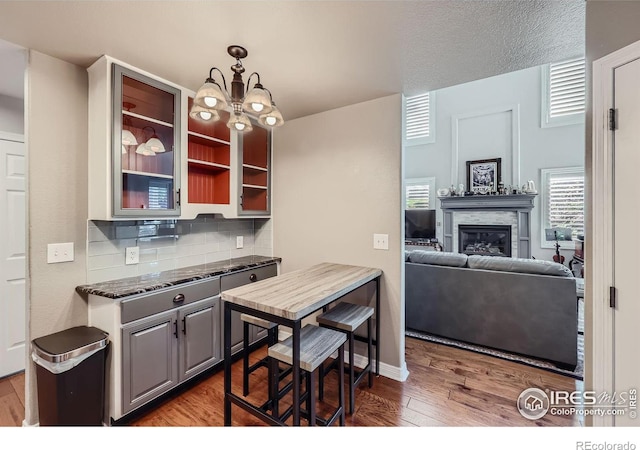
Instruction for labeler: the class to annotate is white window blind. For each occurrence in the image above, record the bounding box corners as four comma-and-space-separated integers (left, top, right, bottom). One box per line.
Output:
541, 168, 584, 245
405, 177, 435, 210
549, 58, 586, 118
541, 58, 585, 127
405, 93, 435, 144
406, 184, 430, 209
148, 180, 171, 210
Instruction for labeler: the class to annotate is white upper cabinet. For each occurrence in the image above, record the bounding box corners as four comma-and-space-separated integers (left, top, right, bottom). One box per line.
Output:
88, 55, 272, 220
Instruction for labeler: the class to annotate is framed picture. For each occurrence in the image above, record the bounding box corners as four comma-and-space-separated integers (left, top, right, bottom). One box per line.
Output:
466, 158, 501, 193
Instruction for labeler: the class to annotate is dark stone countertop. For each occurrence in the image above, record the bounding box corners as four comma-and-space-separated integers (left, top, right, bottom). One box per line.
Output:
75, 255, 282, 300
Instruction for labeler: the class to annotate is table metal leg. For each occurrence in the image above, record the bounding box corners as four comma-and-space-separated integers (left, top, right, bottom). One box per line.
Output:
224, 301, 232, 426
292, 321, 301, 426
375, 276, 380, 376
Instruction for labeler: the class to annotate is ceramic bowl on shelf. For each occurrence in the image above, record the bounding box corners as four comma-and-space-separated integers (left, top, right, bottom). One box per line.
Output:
437, 188, 450, 197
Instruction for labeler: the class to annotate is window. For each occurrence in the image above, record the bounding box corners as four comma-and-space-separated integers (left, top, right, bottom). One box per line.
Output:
148, 180, 171, 209
541, 167, 584, 248
404, 92, 436, 145
541, 57, 586, 128
405, 177, 435, 210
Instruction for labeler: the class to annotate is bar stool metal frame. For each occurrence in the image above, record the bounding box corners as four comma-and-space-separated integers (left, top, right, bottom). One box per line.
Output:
241, 314, 278, 397
268, 324, 346, 426
316, 301, 374, 415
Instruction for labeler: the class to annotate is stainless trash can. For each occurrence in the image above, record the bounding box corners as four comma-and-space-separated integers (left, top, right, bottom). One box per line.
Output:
32, 326, 108, 426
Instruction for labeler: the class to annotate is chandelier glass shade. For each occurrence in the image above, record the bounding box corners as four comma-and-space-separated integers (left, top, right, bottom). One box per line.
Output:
191, 45, 284, 132
189, 104, 219, 122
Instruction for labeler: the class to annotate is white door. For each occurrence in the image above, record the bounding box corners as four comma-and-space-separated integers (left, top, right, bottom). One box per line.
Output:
0, 134, 26, 377
613, 57, 640, 426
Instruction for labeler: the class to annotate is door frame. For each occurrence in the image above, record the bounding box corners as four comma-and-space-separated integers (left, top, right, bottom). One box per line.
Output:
591, 38, 640, 427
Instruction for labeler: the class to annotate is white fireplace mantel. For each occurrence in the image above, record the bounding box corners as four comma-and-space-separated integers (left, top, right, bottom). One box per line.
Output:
439, 194, 537, 258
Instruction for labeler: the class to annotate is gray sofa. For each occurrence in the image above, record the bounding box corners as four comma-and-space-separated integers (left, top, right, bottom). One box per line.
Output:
405, 250, 578, 369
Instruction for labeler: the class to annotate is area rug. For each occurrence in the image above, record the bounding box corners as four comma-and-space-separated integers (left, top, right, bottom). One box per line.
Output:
406, 300, 584, 380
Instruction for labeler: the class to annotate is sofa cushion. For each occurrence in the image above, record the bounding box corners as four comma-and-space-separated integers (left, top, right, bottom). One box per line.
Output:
409, 250, 468, 267
467, 255, 574, 277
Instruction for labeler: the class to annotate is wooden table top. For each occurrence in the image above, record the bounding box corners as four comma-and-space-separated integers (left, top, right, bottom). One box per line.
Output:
220, 262, 382, 320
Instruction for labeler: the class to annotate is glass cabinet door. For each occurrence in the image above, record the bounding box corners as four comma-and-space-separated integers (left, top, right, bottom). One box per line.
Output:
112, 64, 181, 217
238, 122, 271, 215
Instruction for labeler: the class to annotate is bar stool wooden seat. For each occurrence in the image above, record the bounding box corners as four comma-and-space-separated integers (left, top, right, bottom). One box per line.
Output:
268, 324, 346, 426
240, 314, 279, 397
316, 302, 374, 414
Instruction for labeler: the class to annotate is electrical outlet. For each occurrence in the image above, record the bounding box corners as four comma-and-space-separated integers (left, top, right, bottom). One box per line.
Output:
373, 234, 389, 250
47, 242, 74, 263
236, 236, 244, 249
125, 246, 139, 265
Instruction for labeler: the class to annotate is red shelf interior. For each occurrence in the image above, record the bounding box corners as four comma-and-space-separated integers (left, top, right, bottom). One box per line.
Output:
242, 125, 269, 168
243, 166, 268, 187
122, 75, 175, 124
242, 187, 267, 211
188, 134, 230, 166
188, 166, 230, 204
122, 143, 174, 177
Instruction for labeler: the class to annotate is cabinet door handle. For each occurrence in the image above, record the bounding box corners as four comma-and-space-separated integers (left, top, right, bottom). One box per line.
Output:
173, 294, 185, 303
240, 194, 243, 207
176, 188, 181, 206
249, 273, 257, 282
182, 317, 187, 335
173, 320, 178, 338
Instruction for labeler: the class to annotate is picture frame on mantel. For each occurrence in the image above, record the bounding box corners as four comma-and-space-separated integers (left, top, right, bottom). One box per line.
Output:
466, 158, 501, 194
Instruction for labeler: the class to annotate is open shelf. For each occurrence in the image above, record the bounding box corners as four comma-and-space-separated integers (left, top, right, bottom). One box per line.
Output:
188, 159, 230, 171
242, 183, 268, 190
186, 97, 231, 206
241, 187, 268, 212
188, 166, 230, 204
242, 165, 268, 187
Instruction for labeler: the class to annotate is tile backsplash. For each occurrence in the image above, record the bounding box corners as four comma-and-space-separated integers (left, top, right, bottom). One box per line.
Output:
87, 215, 272, 283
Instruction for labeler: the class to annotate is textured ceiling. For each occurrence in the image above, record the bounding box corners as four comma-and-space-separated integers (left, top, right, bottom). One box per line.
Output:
0, 1, 585, 120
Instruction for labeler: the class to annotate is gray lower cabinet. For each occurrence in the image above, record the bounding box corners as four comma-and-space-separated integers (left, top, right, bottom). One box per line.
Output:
178, 298, 221, 382
120, 279, 221, 416
220, 263, 278, 354
122, 310, 179, 415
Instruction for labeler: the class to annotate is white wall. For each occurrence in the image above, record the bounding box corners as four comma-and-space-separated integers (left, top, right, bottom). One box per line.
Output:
0, 93, 24, 134
273, 94, 406, 378
25, 50, 88, 425
405, 64, 584, 261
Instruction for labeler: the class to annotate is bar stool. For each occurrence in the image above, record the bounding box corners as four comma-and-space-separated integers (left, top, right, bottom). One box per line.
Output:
268, 324, 346, 426
240, 314, 279, 397
316, 302, 374, 415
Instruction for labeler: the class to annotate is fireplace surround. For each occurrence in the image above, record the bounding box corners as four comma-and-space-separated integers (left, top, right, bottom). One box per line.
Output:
439, 194, 536, 258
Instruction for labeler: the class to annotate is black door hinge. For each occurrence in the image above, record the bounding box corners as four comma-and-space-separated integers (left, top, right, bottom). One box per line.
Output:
610, 286, 617, 308
609, 108, 617, 131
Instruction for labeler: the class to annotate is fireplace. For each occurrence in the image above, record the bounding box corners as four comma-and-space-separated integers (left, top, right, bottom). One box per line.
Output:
458, 225, 512, 257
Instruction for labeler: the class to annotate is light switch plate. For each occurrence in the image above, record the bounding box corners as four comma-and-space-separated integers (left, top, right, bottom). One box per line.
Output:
236, 236, 244, 249
125, 246, 139, 265
47, 242, 74, 263
373, 233, 389, 250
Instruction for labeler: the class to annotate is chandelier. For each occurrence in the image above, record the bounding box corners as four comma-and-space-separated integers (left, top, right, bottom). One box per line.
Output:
190, 45, 284, 132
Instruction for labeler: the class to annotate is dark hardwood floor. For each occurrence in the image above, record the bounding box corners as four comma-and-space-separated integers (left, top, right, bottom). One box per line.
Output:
0, 337, 583, 427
